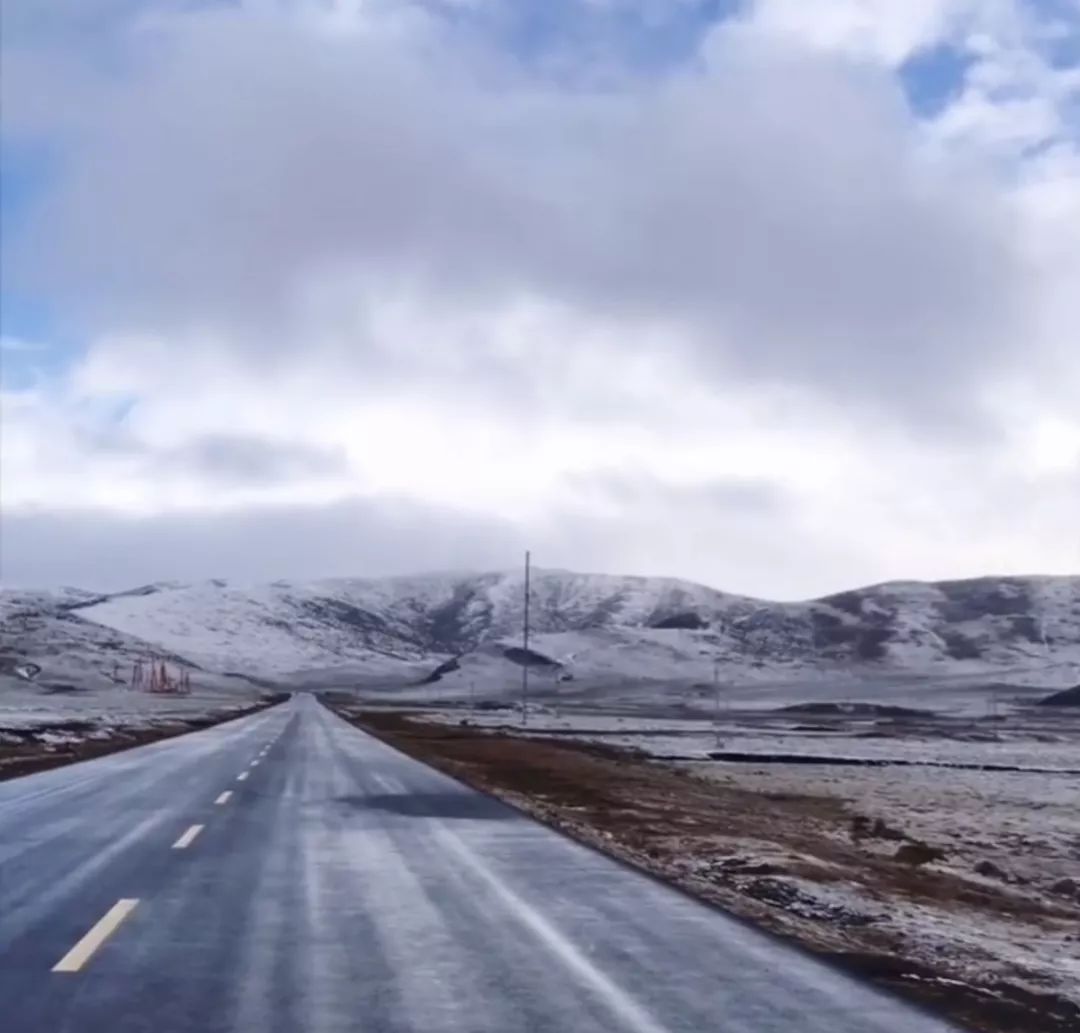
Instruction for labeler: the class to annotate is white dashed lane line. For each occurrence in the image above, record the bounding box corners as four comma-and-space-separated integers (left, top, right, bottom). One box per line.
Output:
52, 899, 139, 973
48, 721, 288, 973
172, 824, 204, 850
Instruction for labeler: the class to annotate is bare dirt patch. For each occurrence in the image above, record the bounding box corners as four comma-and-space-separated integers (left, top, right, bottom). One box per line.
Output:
335, 704, 1080, 1033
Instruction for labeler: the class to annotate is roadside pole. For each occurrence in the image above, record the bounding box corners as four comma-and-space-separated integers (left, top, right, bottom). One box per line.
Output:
713, 657, 721, 747
522, 550, 531, 728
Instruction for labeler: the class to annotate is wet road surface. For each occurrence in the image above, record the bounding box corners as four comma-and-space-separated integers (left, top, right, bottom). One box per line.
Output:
0, 694, 959, 1032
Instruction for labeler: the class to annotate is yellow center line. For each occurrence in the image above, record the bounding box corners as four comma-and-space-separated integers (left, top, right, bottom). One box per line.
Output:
52, 899, 139, 973
215, 791, 233, 805
171, 824, 204, 850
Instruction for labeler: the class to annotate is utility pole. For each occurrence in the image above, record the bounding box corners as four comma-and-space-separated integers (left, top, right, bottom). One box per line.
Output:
713, 657, 721, 746
522, 550, 531, 727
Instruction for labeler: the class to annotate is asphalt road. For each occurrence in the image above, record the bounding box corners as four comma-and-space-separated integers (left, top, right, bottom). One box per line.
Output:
0, 694, 959, 1033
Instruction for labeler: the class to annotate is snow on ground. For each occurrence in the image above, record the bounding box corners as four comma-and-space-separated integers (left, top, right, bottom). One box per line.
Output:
576, 727, 1079, 770
0, 676, 259, 733
0, 588, 271, 734
684, 756, 1080, 1004
426, 705, 1080, 769
71, 581, 404, 675
691, 760, 1080, 885
395, 653, 1074, 720
0, 588, 100, 619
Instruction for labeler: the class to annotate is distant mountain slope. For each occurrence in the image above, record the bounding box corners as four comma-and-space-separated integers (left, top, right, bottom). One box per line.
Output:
57, 571, 749, 677
21, 570, 1074, 688
0, 588, 200, 692
1039, 684, 1080, 706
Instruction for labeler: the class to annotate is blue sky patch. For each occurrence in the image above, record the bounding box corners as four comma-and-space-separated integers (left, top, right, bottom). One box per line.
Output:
1, 140, 63, 360
452, 0, 740, 77
899, 43, 974, 118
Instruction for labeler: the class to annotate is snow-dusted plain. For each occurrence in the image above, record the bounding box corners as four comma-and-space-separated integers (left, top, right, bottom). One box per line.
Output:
0, 677, 257, 733
685, 746, 1080, 1008
429, 703, 1079, 766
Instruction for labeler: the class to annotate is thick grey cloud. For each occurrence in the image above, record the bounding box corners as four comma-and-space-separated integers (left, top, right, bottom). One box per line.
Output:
0, 491, 856, 599
165, 434, 348, 486
3, 4, 1020, 426
0, 497, 524, 591
3, 459, 1075, 598
564, 470, 784, 512
72, 428, 350, 487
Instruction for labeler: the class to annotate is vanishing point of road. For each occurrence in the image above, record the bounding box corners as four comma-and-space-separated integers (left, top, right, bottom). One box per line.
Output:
0, 694, 958, 1032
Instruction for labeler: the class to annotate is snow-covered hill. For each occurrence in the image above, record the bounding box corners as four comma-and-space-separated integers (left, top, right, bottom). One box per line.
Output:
4, 570, 1077, 697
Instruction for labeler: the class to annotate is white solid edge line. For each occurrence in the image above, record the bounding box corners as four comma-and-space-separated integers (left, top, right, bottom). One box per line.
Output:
215, 791, 233, 804
172, 824, 204, 850
437, 831, 666, 1033
52, 899, 139, 973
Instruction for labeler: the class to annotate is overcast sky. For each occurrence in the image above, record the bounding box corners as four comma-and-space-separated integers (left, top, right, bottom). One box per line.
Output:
1, 0, 1077, 599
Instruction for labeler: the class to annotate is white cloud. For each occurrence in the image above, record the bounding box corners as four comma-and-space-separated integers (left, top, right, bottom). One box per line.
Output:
3, 3, 1025, 427
3, 317, 1076, 597
0, 0, 1077, 594
930, 15, 1080, 158
743, 0, 974, 65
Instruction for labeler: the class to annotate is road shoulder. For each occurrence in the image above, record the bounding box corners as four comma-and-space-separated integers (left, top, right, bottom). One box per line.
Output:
327, 703, 1079, 1033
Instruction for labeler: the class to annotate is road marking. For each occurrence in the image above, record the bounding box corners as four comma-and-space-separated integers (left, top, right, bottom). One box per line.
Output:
52, 899, 139, 973
236, 772, 249, 782
215, 791, 233, 805
437, 829, 666, 1033
250, 759, 259, 767
172, 824, 204, 850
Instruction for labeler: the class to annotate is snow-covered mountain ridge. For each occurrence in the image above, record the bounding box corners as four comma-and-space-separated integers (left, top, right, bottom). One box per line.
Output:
3, 570, 1078, 691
